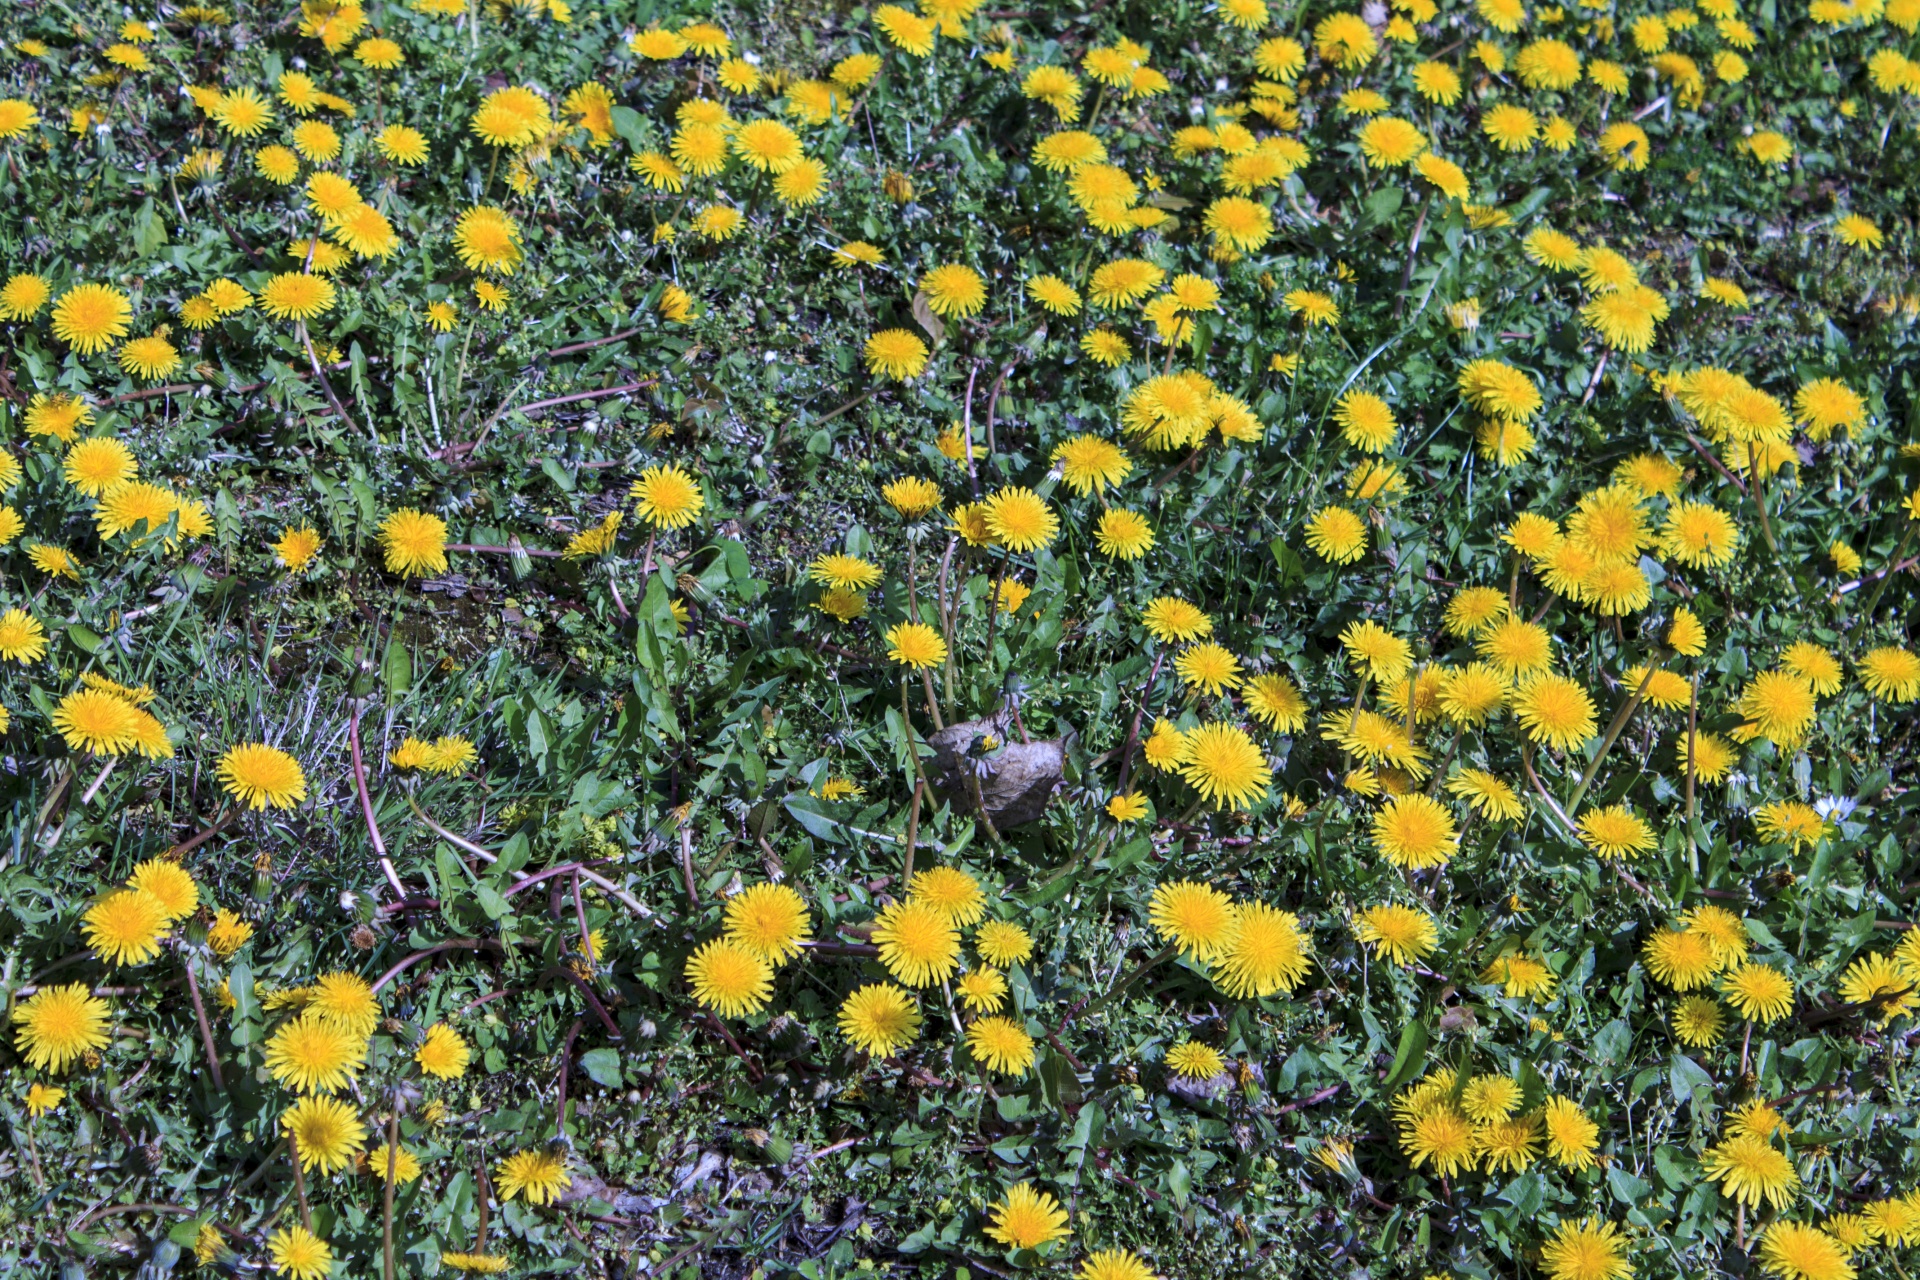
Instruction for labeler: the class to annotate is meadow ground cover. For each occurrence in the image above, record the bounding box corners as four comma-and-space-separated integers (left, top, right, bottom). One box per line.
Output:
2, 0, 1920, 1276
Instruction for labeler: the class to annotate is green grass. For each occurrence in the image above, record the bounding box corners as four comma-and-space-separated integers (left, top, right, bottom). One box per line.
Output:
2, 0, 1920, 1276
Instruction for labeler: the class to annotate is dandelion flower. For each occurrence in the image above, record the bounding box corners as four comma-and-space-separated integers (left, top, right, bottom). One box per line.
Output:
884, 621, 947, 669
50, 283, 134, 354
908, 866, 987, 927
983, 1183, 1071, 1250
629, 464, 705, 529
839, 983, 920, 1055
1176, 643, 1243, 696
415, 1024, 471, 1079
956, 967, 1007, 1013
266, 1013, 366, 1094
1731, 671, 1817, 747
919, 263, 987, 319
273, 527, 322, 571
1214, 903, 1311, 998
1372, 794, 1457, 869
1484, 952, 1557, 1000
281, 1095, 367, 1175
0, 609, 49, 663
267, 1226, 334, 1280
1539, 1096, 1599, 1169
127, 860, 198, 922
865, 328, 928, 380
1860, 648, 1920, 703
217, 743, 307, 810
1284, 290, 1339, 326
976, 921, 1033, 968
1757, 1223, 1856, 1280
1672, 996, 1726, 1046
1512, 674, 1597, 752
1578, 805, 1656, 860
1314, 12, 1379, 67
1721, 962, 1795, 1023
1838, 951, 1918, 1025
1149, 881, 1236, 961
875, 4, 938, 55
0, 273, 52, 319
1203, 196, 1273, 254
967, 1016, 1036, 1075
871, 900, 960, 988
1832, 214, 1882, 250
1356, 904, 1438, 965
1662, 502, 1740, 568
1179, 723, 1270, 810
1643, 929, 1721, 990
685, 938, 774, 1017
1341, 620, 1412, 683
1401, 1106, 1477, 1177
1794, 379, 1866, 440
452, 206, 522, 275
1539, 1218, 1632, 1280
1357, 116, 1426, 167
1052, 435, 1130, 494
1156, 1043, 1226, 1086
1334, 390, 1397, 453
983, 486, 1058, 551
882, 476, 943, 517
1305, 507, 1368, 563
496, 1148, 572, 1204
724, 883, 811, 962
1448, 767, 1524, 819
1141, 597, 1212, 643
53, 688, 140, 754
12, 984, 112, 1072
1703, 1134, 1799, 1211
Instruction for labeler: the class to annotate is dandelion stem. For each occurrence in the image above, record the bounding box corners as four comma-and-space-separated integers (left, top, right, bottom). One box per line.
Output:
78, 756, 118, 806
639, 529, 658, 582
1392, 191, 1432, 320
1084, 943, 1178, 1019
183, 958, 227, 1093
298, 319, 368, 441
982, 556, 1008, 676
1519, 743, 1579, 841
969, 769, 1006, 849
1338, 672, 1370, 778
906, 539, 922, 624
677, 822, 700, 910
921, 670, 945, 730
941, 980, 966, 1042
1564, 653, 1663, 817
898, 676, 940, 814
31, 761, 73, 844
936, 536, 959, 718
1684, 670, 1700, 876
288, 1134, 313, 1232
348, 706, 410, 901
902, 779, 923, 888
1746, 442, 1779, 559
961, 361, 982, 501
1114, 649, 1166, 794
1859, 524, 1917, 619
381, 1110, 400, 1280
475, 1158, 492, 1250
